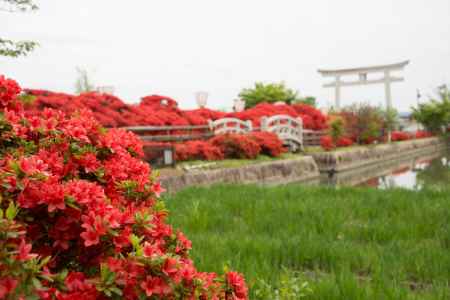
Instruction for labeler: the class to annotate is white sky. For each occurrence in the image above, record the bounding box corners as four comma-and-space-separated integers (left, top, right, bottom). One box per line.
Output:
2, 0, 450, 111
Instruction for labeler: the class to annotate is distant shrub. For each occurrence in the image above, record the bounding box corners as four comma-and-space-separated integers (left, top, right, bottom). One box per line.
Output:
249, 132, 286, 157
174, 140, 224, 161
210, 134, 261, 159
391, 131, 412, 141
320, 135, 335, 151
336, 136, 354, 147
339, 103, 383, 144
415, 130, 433, 139
328, 116, 345, 144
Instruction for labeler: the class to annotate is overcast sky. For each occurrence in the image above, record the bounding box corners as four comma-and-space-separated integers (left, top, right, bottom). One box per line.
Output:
2, 0, 450, 111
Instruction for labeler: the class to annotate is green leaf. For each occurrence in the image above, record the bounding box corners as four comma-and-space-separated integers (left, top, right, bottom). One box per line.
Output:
110, 286, 123, 296
32, 277, 43, 289
6, 201, 17, 220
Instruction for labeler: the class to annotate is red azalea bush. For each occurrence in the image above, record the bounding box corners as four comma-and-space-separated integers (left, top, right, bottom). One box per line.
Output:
415, 130, 433, 139
391, 131, 413, 141
23, 89, 327, 134
174, 140, 224, 161
0, 75, 248, 300
142, 132, 285, 163
248, 132, 286, 157
320, 136, 335, 151
210, 134, 261, 159
336, 137, 354, 148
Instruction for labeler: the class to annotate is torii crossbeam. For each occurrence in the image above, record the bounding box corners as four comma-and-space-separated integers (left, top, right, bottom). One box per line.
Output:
318, 60, 410, 109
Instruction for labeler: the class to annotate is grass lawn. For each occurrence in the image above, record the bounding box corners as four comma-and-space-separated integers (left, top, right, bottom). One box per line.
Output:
164, 185, 450, 299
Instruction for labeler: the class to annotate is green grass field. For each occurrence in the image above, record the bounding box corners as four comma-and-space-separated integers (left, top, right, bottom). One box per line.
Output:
164, 185, 450, 299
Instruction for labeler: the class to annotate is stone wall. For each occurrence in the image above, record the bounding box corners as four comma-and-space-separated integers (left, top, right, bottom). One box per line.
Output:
160, 137, 448, 193
160, 157, 319, 193
311, 137, 447, 172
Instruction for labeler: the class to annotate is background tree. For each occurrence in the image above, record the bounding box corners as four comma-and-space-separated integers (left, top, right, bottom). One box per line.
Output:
75, 67, 95, 94
293, 96, 316, 107
239, 82, 300, 108
412, 85, 450, 133
0, 0, 38, 57
340, 103, 383, 144
329, 116, 345, 145
382, 107, 398, 143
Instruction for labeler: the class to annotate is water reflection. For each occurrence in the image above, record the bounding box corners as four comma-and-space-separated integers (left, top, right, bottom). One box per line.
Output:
324, 151, 450, 190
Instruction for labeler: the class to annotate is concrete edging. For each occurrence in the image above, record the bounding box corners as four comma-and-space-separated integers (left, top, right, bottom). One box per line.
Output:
160, 137, 448, 192
310, 137, 447, 172
160, 157, 319, 193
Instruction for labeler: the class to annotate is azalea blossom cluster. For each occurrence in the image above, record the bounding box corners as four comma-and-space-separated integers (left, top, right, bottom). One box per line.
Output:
320, 130, 434, 151
320, 136, 354, 151
148, 132, 286, 162
0, 75, 248, 300
390, 130, 433, 141
23, 89, 327, 131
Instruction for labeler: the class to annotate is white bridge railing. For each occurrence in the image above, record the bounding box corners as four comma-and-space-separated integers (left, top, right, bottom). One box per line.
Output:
126, 115, 325, 149
261, 115, 304, 152
208, 118, 253, 135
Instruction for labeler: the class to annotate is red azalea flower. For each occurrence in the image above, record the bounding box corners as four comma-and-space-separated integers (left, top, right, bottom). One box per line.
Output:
151, 182, 165, 197
0, 277, 18, 299
17, 239, 36, 261
140, 276, 172, 297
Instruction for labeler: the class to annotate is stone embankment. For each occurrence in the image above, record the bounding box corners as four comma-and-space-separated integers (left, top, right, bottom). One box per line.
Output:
161, 157, 319, 193
311, 137, 446, 172
160, 137, 448, 192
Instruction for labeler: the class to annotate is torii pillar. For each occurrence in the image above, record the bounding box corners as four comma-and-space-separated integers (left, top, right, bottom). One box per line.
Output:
318, 60, 410, 110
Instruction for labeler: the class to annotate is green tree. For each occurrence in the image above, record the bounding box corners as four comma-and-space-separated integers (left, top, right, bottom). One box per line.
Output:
329, 116, 345, 144
239, 82, 300, 108
383, 107, 398, 143
293, 96, 316, 107
0, 0, 39, 57
412, 85, 450, 134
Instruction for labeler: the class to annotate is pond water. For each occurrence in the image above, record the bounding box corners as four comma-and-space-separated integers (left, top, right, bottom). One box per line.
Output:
322, 151, 450, 190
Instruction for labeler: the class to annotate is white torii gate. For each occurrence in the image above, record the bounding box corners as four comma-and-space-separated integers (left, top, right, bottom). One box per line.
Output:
318, 60, 409, 109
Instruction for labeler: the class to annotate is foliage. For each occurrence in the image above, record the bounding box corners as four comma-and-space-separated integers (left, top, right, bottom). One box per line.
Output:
328, 116, 345, 144
339, 103, 383, 144
412, 87, 450, 133
0, 0, 38, 58
0, 75, 248, 299
382, 108, 398, 142
166, 184, 450, 299
238, 82, 300, 108
253, 268, 313, 299
293, 96, 316, 107
0, 38, 38, 58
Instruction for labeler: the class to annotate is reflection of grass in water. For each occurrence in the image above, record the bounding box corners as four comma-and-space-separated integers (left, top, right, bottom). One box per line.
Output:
165, 185, 450, 300
416, 153, 450, 189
